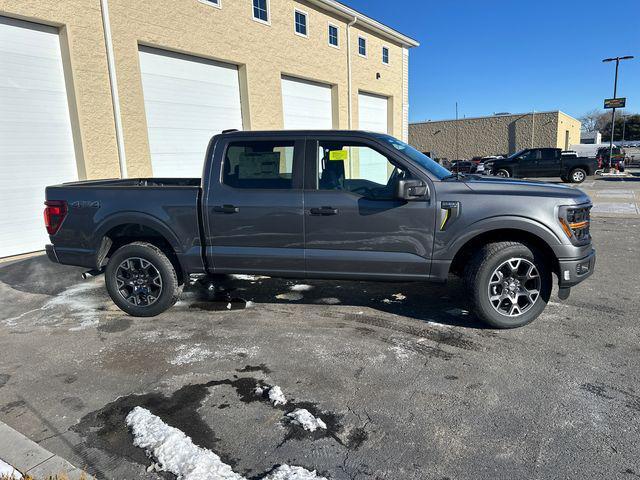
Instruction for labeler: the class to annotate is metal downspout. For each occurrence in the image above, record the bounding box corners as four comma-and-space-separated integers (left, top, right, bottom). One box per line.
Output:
100, 0, 127, 178
346, 16, 357, 130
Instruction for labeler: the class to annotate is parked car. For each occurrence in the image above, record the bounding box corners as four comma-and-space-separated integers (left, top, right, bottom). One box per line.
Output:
490, 148, 597, 183
45, 130, 595, 328
449, 160, 477, 174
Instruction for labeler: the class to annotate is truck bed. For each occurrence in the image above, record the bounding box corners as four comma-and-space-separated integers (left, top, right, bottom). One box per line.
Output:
45, 178, 204, 273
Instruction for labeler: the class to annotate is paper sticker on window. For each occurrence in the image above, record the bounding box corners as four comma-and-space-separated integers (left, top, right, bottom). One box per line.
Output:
329, 150, 348, 161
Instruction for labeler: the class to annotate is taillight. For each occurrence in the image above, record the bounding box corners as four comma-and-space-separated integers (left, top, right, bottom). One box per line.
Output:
44, 200, 67, 235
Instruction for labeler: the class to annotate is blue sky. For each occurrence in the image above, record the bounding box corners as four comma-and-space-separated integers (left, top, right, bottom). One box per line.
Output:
346, 0, 640, 122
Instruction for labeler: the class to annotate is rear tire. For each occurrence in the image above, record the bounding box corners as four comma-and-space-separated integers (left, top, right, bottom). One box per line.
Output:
495, 169, 510, 178
569, 168, 587, 183
105, 242, 181, 317
463, 241, 552, 328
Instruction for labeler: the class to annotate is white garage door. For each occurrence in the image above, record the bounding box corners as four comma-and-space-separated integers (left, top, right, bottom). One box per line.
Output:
139, 47, 243, 177
281, 76, 333, 130
0, 17, 78, 258
358, 92, 388, 133
358, 93, 389, 184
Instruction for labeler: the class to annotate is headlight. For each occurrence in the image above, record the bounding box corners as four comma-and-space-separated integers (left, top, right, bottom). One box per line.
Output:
558, 205, 591, 244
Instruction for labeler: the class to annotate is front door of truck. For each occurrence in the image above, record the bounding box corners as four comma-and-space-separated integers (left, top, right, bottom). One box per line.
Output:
204, 136, 305, 275
303, 136, 435, 279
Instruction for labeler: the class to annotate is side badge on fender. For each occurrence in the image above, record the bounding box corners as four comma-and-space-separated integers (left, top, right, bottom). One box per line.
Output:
440, 201, 460, 231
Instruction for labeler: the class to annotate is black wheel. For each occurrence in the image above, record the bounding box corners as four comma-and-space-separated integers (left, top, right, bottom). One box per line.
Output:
464, 241, 552, 328
495, 169, 510, 178
105, 242, 181, 317
569, 168, 586, 183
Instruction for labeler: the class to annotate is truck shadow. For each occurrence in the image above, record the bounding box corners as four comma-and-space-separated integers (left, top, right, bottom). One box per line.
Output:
184, 275, 488, 330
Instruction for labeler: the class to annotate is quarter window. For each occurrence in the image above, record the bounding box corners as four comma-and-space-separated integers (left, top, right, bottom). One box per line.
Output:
295, 10, 308, 36
358, 36, 367, 56
223, 141, 295, 189
253, 0, 269, 23
328, 24, 339, 47
382, 46, 389, 64
316, 140, 408, 200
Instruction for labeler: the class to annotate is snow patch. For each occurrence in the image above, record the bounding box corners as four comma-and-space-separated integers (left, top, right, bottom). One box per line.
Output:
170, 344, 212, 365
286, 409, 327, 432
263, 465, 327, 480
256, 385, 287, 406
392, 293, 406, 301
126, 407, 326, 480
232, 274, 270, 281
290, 284, 313, 292
276, 292, 303, 301
0, 459, 22, 480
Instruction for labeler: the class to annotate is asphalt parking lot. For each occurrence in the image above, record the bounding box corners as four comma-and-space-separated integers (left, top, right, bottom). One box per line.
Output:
1, 173, 639, 480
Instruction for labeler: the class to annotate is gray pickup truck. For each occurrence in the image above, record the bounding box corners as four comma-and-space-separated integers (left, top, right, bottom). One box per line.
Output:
45, 130, 595, 328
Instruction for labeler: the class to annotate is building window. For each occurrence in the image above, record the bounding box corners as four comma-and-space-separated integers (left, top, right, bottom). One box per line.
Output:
200, 0, 220, 6
328, 23, 339, 47
382, 46, 389, 64
358, 36, 367, 57
294, 9, 308, 37
253, 0, 269, 23
223, 141, 296, 190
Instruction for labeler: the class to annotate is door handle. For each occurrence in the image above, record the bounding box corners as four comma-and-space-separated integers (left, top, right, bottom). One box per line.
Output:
309, 206, 338, 216
213, 204, 239, 214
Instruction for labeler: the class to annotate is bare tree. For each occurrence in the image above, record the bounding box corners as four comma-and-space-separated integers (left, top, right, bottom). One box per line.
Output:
579, 109, 605, 132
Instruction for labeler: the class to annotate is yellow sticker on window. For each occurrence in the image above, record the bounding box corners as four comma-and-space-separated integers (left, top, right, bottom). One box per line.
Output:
329, 150, 348, 161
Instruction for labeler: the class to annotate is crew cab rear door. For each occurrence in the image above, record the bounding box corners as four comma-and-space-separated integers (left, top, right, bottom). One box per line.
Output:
203, 134, 305, 275
303, 135, 435, 280
536, 148, 561, 177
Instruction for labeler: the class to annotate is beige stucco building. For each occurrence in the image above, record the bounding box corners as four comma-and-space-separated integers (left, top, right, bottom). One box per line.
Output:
0, 0, 418, 258
409, 111, 581, 160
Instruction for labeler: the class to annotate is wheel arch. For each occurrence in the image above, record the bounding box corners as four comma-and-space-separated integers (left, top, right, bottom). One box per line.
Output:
95, 213, 186, 282
447, 221, 561, 277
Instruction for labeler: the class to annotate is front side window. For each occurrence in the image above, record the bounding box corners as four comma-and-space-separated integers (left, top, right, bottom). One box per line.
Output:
223, 141, 294, 189
358, 36, 367, 56
382, 46, 389, 64
328, 24, 339, 47
294, 10, 308, 36
253, 0, 268, 22
316, 140, 409, 200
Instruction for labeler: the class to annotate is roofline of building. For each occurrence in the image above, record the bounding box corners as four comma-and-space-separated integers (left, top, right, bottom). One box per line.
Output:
410, 110, 578, 125
308, 0, 420, 48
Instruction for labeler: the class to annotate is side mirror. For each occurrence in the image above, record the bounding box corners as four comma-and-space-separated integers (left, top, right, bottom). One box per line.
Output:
397, 179, 428, 200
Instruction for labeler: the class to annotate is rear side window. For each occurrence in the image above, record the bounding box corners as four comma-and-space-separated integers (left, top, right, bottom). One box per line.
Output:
223, 141, 295, 189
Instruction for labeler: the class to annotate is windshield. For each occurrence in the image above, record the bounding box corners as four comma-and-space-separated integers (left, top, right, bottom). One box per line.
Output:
508, 149, 526, 159
375, 135, 451, 180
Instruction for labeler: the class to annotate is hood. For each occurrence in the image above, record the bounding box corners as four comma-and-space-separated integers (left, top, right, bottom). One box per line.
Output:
460, 175, 591, 204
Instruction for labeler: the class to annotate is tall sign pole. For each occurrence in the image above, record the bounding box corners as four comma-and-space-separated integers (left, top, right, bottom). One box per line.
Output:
602, 56, 634, 171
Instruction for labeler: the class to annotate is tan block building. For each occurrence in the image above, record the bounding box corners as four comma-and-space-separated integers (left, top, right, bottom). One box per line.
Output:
0, 0, 418, 257
409, 111, 581, 161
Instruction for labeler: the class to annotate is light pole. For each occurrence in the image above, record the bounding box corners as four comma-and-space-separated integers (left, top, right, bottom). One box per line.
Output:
602, 55, 634, 170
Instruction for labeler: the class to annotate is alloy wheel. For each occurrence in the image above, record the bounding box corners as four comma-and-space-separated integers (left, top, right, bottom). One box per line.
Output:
115, 257, 163, 306
572, 170, 585, 182
487, 258, 541, 317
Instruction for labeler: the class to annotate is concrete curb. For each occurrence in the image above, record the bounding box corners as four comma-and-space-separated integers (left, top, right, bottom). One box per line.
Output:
0, 422, 93, 480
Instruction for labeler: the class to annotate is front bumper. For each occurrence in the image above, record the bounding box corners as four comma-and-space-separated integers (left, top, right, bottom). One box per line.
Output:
557, 248, 596, 287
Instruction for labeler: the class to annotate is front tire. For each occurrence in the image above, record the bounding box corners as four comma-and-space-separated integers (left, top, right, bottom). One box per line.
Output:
105, 242, 181, 317
495, 169, 510, 178
464, 241, 552, 328
569, 168, 587, 183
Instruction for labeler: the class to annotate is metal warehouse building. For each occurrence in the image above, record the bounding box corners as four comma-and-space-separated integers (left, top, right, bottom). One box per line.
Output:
409, 111, 581, 161
0, 0, 418, 258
